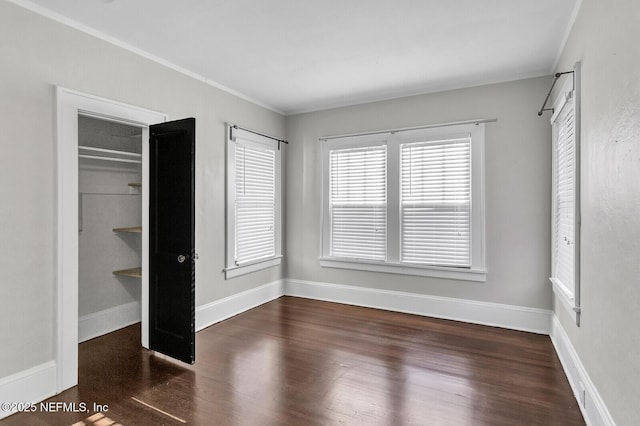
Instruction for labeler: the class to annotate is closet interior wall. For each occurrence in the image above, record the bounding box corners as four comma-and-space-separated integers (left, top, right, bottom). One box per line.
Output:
78, 115, 142, 339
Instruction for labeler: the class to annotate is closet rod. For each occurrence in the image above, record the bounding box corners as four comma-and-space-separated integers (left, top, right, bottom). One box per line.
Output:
110, 133, 142, 139
80, 192, 141, 195
79, 145, 142, 158
79, 154, 142, 164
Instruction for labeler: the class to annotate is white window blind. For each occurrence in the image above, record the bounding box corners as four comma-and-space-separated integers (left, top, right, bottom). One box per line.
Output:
552, 97, 576, 295
329, 145, 387, 261
234, 142, 276, 264
400, 137, 471, 267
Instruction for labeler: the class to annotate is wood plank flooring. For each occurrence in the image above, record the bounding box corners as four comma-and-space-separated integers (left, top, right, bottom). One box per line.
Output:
2, 296, 584, 425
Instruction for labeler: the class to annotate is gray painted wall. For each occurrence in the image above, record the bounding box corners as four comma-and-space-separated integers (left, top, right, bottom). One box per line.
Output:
554, 0, 640, 424
0, 2, 285, 378
285, 76, 553, 308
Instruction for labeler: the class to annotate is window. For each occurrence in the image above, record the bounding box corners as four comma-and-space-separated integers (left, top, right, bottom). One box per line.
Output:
401, 137, 471, 266
320, 123, 486, 281
225, 125, 282, 278
329, 144, 387, 261
550, 71, 581, 324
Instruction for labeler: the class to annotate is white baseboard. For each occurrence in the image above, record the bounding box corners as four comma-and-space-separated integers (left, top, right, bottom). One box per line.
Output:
550, 315, 615, 426
79, 301, 141, 343
195, 278, 550, 334
0, 361, 56, 420
195, 279, 284, 331
284, 279, 551, 334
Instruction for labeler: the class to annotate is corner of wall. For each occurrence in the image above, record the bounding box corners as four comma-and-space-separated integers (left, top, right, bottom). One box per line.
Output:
284, 278, 551, 334
549, 315, 615, 426
195, 279, 285, 331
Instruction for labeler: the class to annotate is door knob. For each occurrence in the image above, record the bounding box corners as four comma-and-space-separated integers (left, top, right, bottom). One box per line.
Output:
177, 255, 186, 263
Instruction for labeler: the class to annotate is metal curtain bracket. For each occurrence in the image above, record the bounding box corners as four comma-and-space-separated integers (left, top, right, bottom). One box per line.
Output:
537, 71, 574, 116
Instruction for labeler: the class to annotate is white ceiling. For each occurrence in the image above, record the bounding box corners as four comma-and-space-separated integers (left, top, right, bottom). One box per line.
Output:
18, 0, 579, 114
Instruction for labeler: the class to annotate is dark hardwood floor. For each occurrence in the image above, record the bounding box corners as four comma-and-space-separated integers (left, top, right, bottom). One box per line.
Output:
2, 296, 584, 425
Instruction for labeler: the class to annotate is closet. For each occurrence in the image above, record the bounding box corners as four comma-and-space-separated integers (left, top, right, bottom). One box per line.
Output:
78, 115, 143, 342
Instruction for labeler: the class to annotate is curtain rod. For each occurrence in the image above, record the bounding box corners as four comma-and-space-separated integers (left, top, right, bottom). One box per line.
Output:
537, 71, 574, 116
229, 123, 289, 150
319, 118, 497, 141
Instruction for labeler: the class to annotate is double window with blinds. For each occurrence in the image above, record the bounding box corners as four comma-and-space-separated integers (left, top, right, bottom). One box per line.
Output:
320, 123, 486, 281
225, 125, 282, 279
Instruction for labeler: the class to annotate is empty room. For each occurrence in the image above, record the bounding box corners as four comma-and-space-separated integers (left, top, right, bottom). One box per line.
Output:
0, 0, 638, 425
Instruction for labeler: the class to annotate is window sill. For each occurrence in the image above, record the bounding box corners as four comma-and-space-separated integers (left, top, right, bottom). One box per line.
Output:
319, 257, 486, 282
550, 277, 580, 325
225, 256, 282, 279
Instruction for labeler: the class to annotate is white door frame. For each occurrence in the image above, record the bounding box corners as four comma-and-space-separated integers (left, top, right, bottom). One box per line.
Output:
55, 86, 167, 392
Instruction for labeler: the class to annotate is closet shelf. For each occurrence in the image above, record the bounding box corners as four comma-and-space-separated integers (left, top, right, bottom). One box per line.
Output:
113, 226, 142, 233
113, 267, 141, 278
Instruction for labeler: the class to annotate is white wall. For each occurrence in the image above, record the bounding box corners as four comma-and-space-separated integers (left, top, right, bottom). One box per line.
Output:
554, 0, 640, 424
285, 76, 553, 309
0, 1, 285, 378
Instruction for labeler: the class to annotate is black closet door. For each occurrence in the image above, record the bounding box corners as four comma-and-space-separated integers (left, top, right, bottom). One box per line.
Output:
149, 118, 195, 364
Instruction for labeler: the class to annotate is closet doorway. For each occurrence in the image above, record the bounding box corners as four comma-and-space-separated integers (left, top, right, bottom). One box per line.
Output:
78, 115, 144, 350
56, 87, 196, 394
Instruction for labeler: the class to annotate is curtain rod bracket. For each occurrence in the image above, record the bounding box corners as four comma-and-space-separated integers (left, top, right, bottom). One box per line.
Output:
538, 70, 575, 116
278, 139, 289, 150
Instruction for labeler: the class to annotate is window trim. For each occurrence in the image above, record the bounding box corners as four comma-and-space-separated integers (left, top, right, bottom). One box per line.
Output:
549, 63, 581, 325
320, 123, 486, 282
318, 257, 487, 282
225, 125, 282, 279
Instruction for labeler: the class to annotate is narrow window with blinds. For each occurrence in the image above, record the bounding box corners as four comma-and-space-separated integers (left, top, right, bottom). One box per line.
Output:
225, 125, 282, 279
329, 145, 387, 261
235, 143, 275, 263
552, 101, 575, 293
401, 137, 471, 267
549, 69, 580, 324
320, 123, 486, 282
